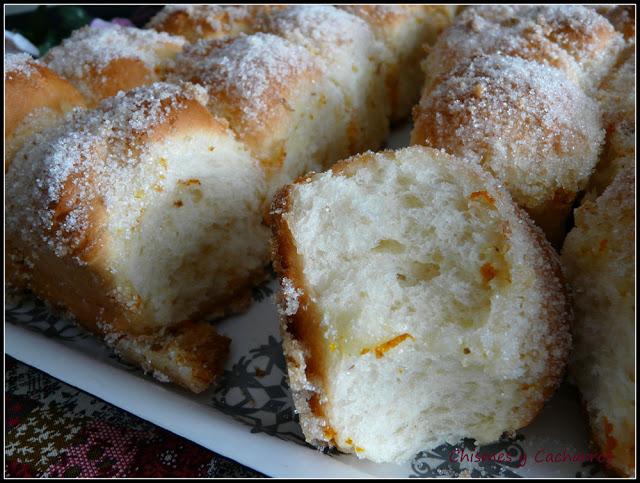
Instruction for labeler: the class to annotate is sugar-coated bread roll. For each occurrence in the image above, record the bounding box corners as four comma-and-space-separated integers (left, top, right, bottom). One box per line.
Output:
4, 53, 86, 170
589, 45, 635, 196
338, 5, 457, 121
270, 146, 572, 463
43, 25, 185, 105
412, 54, 604, 246
6, 82, 269, 392
422, 5, 623, 95
562, 168, 635, 477
169, 32, 352, 195
147, 5, 281, 42
254, 5, 390, 155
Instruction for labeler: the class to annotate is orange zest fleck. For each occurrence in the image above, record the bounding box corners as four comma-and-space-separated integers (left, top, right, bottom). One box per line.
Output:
469, 190, 496, 207
480, 262, 497, 283
599, 239, 608, 253
179, 178, 201, 186
361, 333, 414, 359
345, 438, 353, 445
329, 342, 337, 352
603, 417, 618, 454
355, 446, 365, 453
323, 426, 337, 441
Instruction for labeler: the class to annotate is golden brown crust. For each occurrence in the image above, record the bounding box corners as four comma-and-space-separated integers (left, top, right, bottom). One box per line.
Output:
5, 61, 86, 170
112, 320, 230, 394
512, 206, 573, 420
269, 186, 330, 425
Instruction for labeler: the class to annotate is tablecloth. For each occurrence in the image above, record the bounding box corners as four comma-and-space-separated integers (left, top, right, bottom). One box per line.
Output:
5, 356, 264, 478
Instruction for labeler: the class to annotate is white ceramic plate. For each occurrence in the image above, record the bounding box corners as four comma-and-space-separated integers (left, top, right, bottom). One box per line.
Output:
5, 125, 604, 478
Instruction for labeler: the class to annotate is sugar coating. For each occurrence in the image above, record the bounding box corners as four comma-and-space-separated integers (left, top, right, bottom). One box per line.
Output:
4, 52, 39, 78
44, 25, 185, 86
258, 5, 373, 48
148, 4, 259, 35
279, 277, 303, 317
423, 5, 623, 92
415, 54, 603, 210
171, 33, 317, 123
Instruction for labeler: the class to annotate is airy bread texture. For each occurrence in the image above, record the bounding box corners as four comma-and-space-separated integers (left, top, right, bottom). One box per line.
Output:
271, 146, 572, 463
6, 82, 269, 392
43, 25, 185, 105
412, 53, 604, 246
4, 53, 86, 170
561, 169, 635, 477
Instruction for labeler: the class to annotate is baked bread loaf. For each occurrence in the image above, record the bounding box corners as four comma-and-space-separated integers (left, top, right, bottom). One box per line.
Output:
43, 25, 185, 105
6, 6, 457, 392
4, 53, 86, 170
412, 53, 604, 246
561, 168, 635, 477
6, 82, 268, 392
270, 146, 572, 463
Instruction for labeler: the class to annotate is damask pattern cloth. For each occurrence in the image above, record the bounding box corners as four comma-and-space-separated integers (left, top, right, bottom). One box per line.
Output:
5, 356, 264, 478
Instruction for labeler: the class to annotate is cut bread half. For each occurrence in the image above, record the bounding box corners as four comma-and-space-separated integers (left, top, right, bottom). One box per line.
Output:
270, 145, 572, 463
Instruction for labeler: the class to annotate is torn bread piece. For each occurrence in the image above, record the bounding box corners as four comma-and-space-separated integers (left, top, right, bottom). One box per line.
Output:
6, 82, 269, 392
270, 145, 572, 463
562, 168, 636, 477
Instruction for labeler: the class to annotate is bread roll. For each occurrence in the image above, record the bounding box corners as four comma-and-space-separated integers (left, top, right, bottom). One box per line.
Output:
147, 5, 280, 42
270, 146, 571, 463
562, 168, 635, 477
412, 54, 604, 246
4, 53, 86, 170
169, 32, 352, 195
43, 25, 185, 105
421, 5, 623, 95
6, 82, 269, 392
338, 5, 457, 121
253, 6, 390, 154
588, 44, 636, 196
